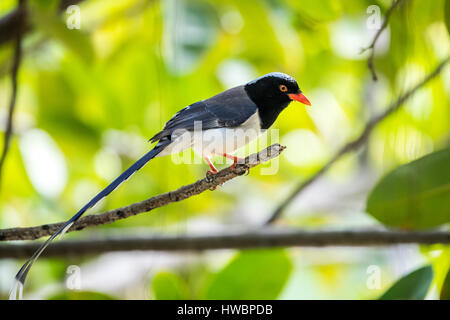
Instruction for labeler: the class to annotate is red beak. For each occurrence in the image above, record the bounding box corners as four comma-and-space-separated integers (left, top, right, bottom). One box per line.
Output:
288, 92, 311, 106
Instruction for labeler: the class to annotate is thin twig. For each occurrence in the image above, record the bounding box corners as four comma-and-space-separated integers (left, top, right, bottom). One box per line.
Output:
265, 55, 450, 225
1, 228, 449, 258
361, 0, 403, 81
0, 144, 285, 241
0, 0, 25, 187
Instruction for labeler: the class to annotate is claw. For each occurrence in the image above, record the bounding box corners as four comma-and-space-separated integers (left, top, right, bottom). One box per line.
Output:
205, 169, 217, 183
222, 153, 244, 173
205, 155, 219, 189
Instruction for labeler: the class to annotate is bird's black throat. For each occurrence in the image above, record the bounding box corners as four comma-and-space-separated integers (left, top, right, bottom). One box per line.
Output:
244, 83, 291, 130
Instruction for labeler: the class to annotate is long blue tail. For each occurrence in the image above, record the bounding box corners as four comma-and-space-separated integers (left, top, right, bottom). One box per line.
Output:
10, 145, 166, 299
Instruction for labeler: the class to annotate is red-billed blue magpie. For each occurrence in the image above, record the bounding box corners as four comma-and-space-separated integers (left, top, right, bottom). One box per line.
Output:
10, 72, 310, 299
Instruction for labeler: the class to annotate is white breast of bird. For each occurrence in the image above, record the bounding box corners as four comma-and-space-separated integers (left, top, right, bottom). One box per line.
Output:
157, 111, 263, 158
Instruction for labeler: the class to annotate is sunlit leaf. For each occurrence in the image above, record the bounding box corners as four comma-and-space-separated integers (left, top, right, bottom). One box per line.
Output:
366, 148, 450, 229
200, 249, 292, 300
152, 271, 191, 300
379, 265, 433, 300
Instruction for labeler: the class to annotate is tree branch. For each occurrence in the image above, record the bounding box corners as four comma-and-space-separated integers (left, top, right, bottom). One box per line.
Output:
1, 228, 449, 258
0, 144, 285, 241
361, 0, 404, 81
0, 0, 25, 188
265, 55, 450, 225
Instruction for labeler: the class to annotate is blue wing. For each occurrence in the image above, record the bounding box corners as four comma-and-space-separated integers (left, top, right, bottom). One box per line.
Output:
149, 86, 258, 143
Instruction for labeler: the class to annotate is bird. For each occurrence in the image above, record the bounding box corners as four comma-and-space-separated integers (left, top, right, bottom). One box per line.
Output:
9, 72, 311, 299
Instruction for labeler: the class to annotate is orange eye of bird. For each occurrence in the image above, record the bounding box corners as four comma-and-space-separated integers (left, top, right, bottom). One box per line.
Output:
279, 84, 288, 92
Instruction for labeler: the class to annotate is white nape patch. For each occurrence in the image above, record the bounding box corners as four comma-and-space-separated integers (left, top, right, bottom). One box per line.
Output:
156, 111, 263, 158
9, 280, 23, 300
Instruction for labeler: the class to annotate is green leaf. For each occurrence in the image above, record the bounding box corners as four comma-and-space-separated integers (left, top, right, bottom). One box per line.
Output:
152, 271, 191, 300
200, 249, 292, 300
444, 0, 450, 37
48, 290, 116, 300
29, 5, 94, 63
379, 265, 433, 300
440, 267, 450, 300
286, 0, 342, 22
366, 148, 450, 229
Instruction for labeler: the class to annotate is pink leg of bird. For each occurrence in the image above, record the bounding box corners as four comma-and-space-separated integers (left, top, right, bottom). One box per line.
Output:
204, 156, 220, 190
222, 153, 243, 170
204, 156, 218, 175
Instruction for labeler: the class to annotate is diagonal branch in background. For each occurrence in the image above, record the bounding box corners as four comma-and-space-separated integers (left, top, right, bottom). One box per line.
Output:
0, 0, 25, 188
1, 228, 449, 259
265, 55, 450, 225
0, 144, 285, 241
361, 0, 404, 81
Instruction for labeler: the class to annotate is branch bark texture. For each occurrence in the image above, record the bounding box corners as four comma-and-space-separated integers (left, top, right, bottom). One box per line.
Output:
1, 228, 449, 259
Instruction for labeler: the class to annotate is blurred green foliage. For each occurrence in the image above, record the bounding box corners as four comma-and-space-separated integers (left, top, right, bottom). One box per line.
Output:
151, 249, 292, 300
152, 271, 191, 299
367, 148, 450, 229
48, 290, 116, 300
440, 267, 450, 300
379, 265, 433, 300
0, 0, 449, 300
199, 249, 292, 299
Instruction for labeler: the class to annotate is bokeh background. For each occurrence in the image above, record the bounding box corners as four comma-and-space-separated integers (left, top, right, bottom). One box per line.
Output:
0, 0, 449, 299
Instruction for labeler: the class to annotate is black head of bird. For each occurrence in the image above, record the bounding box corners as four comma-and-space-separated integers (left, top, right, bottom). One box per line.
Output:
244, 72, 311, 129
